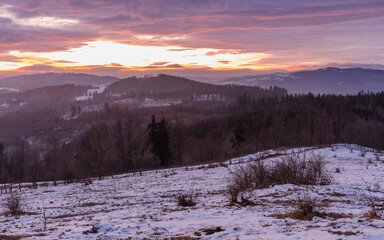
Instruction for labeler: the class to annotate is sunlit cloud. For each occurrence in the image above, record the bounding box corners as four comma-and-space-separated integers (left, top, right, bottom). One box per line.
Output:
136, 35, 188, 41
8, 40, 268, 71
0, 0, 384, 77
0, 61, 29, 71
0, 5, 78, 28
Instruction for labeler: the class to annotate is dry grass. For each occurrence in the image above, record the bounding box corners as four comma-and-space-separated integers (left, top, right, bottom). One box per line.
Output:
363, 209, 381, 219
81, 202, 106, 207
170, 237, 199, 240
328, 230, 359, 236
278, 197, 321, 221
329, 192, 347, 197
3, 192, 23, 215
272, 195, 348, 221
177, 194, 196, 207
194, 226, 224, 236
227, 152, 332, 204
0, 235, 24, 240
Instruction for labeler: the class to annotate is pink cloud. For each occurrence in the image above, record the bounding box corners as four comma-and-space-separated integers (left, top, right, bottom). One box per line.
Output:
0, 0, 384, 76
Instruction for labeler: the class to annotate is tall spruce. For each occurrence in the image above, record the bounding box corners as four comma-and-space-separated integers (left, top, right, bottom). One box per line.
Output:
230, 128, 246, 157
147, 115, 172, 167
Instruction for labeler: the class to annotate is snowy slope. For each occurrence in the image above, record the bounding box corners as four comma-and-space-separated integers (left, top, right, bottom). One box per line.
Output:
1, 145, 384, 239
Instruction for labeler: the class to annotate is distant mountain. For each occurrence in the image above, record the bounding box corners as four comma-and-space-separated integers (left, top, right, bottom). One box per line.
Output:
222, 67, 384, 94
0, 73, 120, 90
105, 74, 287, 100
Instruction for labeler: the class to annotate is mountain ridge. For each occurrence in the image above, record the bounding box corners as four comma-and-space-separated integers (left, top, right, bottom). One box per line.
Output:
0, 72, 120, 90
222, 67, 384, 94
1, 67, 384, 95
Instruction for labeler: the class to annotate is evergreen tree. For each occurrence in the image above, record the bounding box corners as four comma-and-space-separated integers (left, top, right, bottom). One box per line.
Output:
147, 115, 172, 167
230, 129, 246, 157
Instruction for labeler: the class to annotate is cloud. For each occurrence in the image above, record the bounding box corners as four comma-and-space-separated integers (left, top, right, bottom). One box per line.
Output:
3, 0, 384, 50
150, 62, 170, 66
0, 5, 78, 29
167, 48, 195, 52
17, 64, 62, 72
0, 0, 384, 76
0, 27, 98, 53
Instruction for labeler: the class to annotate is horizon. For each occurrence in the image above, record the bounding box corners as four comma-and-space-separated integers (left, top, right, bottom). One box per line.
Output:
1, 65, 382, 81
1, 1, 384, 78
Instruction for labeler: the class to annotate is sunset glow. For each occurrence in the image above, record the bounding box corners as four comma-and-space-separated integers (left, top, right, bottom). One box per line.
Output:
8, 41, 268, 71
0, 0, 383, 77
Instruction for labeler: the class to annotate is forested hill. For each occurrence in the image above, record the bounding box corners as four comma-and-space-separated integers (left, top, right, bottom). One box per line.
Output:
223, 67, 384, 94
105, 74, 287, 100
0, 73, 119, 90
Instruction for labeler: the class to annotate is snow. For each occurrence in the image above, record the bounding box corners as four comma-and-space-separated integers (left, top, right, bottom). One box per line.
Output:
140, 98, 182, 107
193, 94, 225, 102
0, 102, 8, 108
113, 98, 182, 108
87, 84, 108, 95
1, 144, 384, 239
74, 84, 109, 102
0, 87, 19, 93
74, 96, 92, 101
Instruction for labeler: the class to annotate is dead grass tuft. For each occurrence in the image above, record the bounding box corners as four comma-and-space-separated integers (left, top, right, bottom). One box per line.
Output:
0, 235, 24, 240
177, 194, 196, 207
81, 202, 106, 207
329, 230, 359, 236
272, 195, 348, 221
196, 226, 224, 236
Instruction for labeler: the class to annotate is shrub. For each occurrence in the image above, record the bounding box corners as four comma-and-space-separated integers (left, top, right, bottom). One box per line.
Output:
360, 150, 367, 157
273, 194, 348, 221
177, 194, 196, 207
289, 195, 320, 220
3, 192, 23, 215
227, 152, 332, 203
82, 178, 93, 186
83, 225, 99, 235
363, 184, 382, 219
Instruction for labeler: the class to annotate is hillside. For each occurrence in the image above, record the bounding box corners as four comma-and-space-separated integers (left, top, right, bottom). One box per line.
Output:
105, 74, 287, 101
223, 67, 384, 94
0, 73, 119, 90
1, 145, 384, 239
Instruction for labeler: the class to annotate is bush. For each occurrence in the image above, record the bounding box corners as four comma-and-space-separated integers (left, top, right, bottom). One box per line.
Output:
3, 192, 23, 215
177, 194, 196, 207
289, 195, 320, 220
227, 152, 332, 203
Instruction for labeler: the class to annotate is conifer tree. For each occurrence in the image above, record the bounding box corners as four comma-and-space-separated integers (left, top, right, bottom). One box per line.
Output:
146, 115, 172, 167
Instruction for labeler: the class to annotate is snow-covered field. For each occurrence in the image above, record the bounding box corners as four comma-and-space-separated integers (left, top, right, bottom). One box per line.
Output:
75, 84, 109, 102
1, 144, 384, 239
113, 98, 182, 108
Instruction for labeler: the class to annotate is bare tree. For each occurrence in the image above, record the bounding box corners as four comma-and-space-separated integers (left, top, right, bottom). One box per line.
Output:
134, 133, 150, 176
0, 143, 7, 194
75, 124, 111, 180
30, 148, 39, 189
114, 120, 135, 172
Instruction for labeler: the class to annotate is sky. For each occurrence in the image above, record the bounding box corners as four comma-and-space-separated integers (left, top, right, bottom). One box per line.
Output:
1, 0, 384, 79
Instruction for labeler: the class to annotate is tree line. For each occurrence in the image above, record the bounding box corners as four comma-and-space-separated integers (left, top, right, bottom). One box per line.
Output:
1, 91, 384, 188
